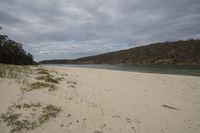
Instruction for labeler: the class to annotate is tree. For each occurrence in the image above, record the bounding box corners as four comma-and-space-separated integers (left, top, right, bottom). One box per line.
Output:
0, 34, 36, 65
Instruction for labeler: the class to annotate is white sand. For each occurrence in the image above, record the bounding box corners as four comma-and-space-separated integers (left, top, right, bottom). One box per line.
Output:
0, 66, 200, 133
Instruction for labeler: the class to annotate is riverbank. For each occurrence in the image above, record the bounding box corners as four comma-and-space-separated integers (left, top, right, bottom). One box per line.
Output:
0, 65, 200, 133
41, 64, 200, 76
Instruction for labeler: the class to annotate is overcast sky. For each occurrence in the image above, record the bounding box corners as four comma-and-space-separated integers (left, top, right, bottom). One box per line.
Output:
0, 0, 200, 61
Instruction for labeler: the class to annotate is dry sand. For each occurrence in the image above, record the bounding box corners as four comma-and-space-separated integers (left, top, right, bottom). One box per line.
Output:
0, 66, 200, 133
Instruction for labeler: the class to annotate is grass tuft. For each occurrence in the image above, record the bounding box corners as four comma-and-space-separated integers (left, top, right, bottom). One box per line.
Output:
44, 76, 58, 84
39, 105, 61, 124
36, 68, 49, 75
35, 74, 60, 84
12, 102, 41, 109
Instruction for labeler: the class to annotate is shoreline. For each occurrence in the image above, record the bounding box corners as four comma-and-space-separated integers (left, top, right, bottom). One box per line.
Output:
0, 65, 200, 133
44, 64, 200, 77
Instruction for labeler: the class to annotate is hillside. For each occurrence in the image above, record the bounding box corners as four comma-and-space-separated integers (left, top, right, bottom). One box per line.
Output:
0, 34, 36, 65
39, 39, 200, 66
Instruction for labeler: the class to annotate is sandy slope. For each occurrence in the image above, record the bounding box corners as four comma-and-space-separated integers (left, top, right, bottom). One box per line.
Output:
0, 66, 200, 133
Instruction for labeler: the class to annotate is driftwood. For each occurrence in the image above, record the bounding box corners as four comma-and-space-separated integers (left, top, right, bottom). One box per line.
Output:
162, 104, 180, 111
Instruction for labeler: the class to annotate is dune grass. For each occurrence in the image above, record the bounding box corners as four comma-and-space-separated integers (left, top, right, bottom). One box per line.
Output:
21, 82, 57, 92
1, 112, 37, 133
39, 105, 61, 124
12, 102, 41, 109
20, 67, 64, 92
0, 103, 61, 133
45, 77, 59, 84
0, 65, 62, 132
36, 68, 50, 75
0, 64, 32, 87
35, 75, 59, 84
0, 64, 31, 79
36, 67, 64, 84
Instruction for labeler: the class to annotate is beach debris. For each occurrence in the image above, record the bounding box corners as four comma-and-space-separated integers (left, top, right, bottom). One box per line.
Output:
67, 81, 77, 85
68, 85, 75, 88
131, 126, 137, 132
93, 131, 103, 133
112, 115, 120, 118
62, 74, 68, 76
125, 117, 132, 123
162, 104, 180, 111
67, 81, 77, 88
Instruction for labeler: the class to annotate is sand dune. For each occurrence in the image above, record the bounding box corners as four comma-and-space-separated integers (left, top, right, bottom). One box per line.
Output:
0, 66, 200, 133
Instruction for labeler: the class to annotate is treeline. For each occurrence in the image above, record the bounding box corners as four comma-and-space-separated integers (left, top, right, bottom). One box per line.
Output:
0, 35, 36, 65
39, 39, 200, 66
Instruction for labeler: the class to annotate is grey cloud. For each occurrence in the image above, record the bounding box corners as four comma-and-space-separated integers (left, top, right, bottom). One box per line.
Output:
0, 0, 200, 61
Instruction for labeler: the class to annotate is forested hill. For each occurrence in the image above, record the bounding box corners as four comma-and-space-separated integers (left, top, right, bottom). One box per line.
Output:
0, 35, 36, 65
39, 39, 200, 66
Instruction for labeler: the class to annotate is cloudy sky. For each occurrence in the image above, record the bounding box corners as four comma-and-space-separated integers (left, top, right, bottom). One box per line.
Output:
0, 0, 200, 61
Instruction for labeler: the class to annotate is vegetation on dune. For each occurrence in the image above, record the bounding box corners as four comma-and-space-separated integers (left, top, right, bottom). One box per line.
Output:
12, 102, 41, 109
1, 112, 37, 133
0, 103, 60, 133
39, 39, 200, 66
35, 75, 59, 84
0, 34, 36, 65
35, 67, 65, 86
35, 75, 50, 80
22, 82, 57, 92
36, 68, 50, 75
39, 105, 61, 124
45, 77, 59, 84
0, 64, 62, 92
0, 64, 31, 83
0, 42, 63, 132
0, 65, 18, 79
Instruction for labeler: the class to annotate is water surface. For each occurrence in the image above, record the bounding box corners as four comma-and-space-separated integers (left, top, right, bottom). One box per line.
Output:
42, 64, 200, 76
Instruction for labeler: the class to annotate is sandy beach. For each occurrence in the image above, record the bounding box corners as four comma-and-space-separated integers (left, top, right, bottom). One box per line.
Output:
0, 66, 200, 133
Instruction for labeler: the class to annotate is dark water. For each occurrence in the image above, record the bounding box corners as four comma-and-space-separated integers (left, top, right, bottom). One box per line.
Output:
42, 64, 200, 76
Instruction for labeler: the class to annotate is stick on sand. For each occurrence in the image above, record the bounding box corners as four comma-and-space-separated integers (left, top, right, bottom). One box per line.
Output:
162, 104, 180, 111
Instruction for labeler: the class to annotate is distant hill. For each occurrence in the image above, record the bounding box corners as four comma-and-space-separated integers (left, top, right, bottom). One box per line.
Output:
39, 39, 200, 66
0, 34, 36, 65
